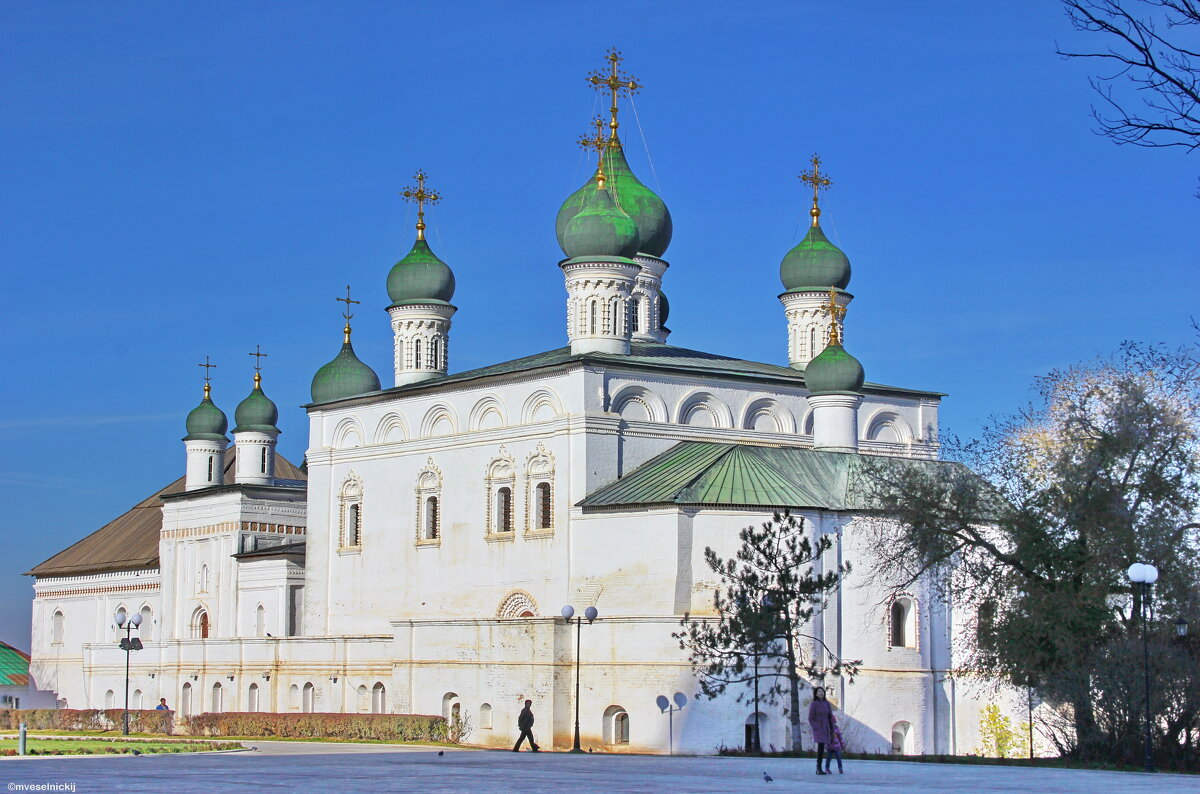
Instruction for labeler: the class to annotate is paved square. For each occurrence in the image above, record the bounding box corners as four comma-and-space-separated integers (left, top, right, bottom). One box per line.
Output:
3, 743, 1196, 793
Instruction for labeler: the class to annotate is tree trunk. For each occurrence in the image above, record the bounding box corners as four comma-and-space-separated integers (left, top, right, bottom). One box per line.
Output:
785, 633, 803, 753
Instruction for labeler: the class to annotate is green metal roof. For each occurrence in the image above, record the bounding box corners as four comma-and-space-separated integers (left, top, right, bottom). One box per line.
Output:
306, 341, 944, 408
579, 441, 965, 511
0, 641, 31, 686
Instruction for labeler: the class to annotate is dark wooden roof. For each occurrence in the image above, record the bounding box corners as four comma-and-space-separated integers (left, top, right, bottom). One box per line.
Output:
26, 450, 304, 579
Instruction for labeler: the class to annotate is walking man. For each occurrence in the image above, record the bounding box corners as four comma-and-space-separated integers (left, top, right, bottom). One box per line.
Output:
513, 699, 539, 752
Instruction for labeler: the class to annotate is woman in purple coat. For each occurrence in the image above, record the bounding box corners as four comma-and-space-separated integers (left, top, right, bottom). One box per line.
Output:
807, 687, 834, 775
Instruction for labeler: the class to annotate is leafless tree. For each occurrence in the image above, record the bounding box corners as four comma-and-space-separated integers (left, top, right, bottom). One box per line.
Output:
1058, 1, 1199, 192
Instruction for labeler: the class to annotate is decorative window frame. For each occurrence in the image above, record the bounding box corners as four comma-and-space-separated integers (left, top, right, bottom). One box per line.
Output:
337, 471, 364, 552
886, 592, 919, 652
415, 458, 443, 546
484, 447, 516, 541
496, 590, 539, 618
524, 442, 556, 537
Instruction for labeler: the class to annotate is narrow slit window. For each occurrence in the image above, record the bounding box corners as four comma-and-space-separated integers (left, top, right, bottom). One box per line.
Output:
425, 496, 439, 539
414, 339, 422, 369
260, 446, 267, 473
348, 503, 361, 546
536, 482, 551, 529
207, 455, 214, 482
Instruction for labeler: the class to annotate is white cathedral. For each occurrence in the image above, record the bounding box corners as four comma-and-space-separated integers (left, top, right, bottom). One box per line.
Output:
26, 56, 997, 755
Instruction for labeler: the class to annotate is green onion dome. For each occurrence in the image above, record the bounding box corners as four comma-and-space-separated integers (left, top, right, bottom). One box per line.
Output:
233, 375, 280, 433
183, 385, 228, 441
804, 343, 865, 394
559, 185, 640, 260
311, 332, 381, 404
556, 141, 672, 258
780, 223, 851, 292
386, 236, 456, 307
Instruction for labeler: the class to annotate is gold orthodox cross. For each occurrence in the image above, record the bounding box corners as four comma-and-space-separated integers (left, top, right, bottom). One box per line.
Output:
822, 287, 846, 345
587, 48, 641, 141
578, 117, 614, 189
197, 356, 217, 397
401, 170, 442, 240
337, 284, 360, 342
799, 154, 832, 226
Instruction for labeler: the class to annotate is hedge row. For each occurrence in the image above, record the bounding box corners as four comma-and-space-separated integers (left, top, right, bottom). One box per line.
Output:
0, 709, 173, 734
181, 712, 448, 742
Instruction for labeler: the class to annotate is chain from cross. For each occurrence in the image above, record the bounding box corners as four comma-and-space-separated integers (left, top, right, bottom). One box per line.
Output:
799, 153, 832, 225
401, 170, 442, 240
248, 345, 268, 373
197, 356, 218, 383
578, 116, 615, 188
337, 284, 360, 321
587, 48, 641, 140
822, 287, 846, 345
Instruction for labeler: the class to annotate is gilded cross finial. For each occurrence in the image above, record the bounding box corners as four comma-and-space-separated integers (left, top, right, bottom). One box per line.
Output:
198, 356, 217, 398
401, 170, 442, 241
336, 284, 360, 343
799, 153, 833, 227
578, 116, 615, 190
822, 287, 846, 345
248, 345, 268, 387
587, 48, 641, 141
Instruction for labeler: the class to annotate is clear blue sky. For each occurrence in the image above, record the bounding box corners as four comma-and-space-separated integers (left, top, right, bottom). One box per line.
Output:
1, 1, 1195, 649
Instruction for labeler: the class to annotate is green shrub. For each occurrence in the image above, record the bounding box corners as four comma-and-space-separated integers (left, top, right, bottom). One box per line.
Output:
180, 712, 448, 743
0, 709, 172, 734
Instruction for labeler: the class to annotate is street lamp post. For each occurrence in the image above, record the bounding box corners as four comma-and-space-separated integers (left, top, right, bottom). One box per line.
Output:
1127, 562, 1158, 773
656, 692, 687, 755
561, 604, 597, 753
114, 610, 144, 736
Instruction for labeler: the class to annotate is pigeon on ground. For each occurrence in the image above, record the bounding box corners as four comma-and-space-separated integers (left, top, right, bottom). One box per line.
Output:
762, 771, 772, 782
438, 751, 444, 756
131, 749, 142, 756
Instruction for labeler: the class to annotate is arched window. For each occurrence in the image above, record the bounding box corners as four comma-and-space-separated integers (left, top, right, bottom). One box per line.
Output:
199, 564, 209, 594
889, 596, 917, 649
416, 461, 443, 544
181, 683, 192, 717
211, 682, 223, 714
430, 338, 439, 370
289, 684, 300, 711
248, 683, 259, 712
372, 682, 386, 714
255, 604, 266, 637
52, 610, 64, 645
589, 301, 598, 335
424, 496, 439, 540
207, 455, 214, 482
414, 339, 422, 369
609, 297, 620, 334
114, 606, 127, 637
139, 606, 153, 642
485, 451, 516, 537
892, 720, 912, 754
104, 689, 115, 709
630, 298, 640, 333
603, 705, 629, 744
442, 692, 459, 721
357, 685, 369, 713
348, 503, 361, 546
480, 703, 493, 729
809, 326, 817, 359
535, 482, 552, 530
132, 689, 143, 710
193, 609, 210, 640
524, 443, 555, 534
260, 446, 267, 473
302, 682, 315, 713
496, 486, 513, 532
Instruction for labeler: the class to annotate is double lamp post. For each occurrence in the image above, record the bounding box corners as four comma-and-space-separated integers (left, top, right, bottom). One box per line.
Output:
113, 610, 144, 735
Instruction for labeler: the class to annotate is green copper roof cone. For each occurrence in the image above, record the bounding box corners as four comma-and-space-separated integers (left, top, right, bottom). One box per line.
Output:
804, 343, 865, 394
780, 223, 851, 292
556, 140, 672, 258
560, 184, 640, 259
183, 384, 229, 441
311, 330, 382, 404
233, 374, 280, 433
387, 236, 456, 307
